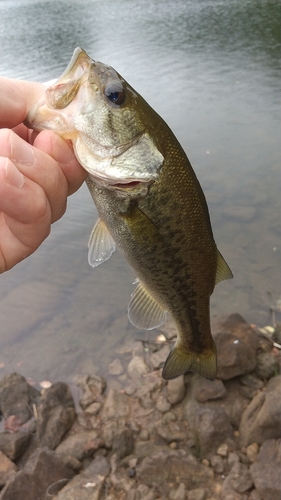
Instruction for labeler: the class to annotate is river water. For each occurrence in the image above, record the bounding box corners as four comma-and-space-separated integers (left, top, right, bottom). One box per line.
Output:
0, 0, 280, 384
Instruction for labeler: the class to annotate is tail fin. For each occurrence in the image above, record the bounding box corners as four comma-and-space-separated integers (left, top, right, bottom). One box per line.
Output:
162, 341, 217, 380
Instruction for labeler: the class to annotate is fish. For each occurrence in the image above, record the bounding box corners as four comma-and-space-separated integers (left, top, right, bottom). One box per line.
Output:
25, 47, 233, 380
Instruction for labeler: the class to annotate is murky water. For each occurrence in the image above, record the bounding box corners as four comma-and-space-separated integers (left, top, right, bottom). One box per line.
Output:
0, 0, 280, 384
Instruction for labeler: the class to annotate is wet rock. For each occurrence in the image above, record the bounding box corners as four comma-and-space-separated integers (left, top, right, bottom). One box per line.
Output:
210, 454, 224, 473
51, 455, 110, 500
239, 374, 264, 390
239, 375, 281, 447
101, 388, 130, 420
36, 382, 76, 449
167, 375, 186, 405
55, 431, 104, 461
127, 356, 150, 379
0, 450, 17, 488
217, 443, 229, 457
250, 438, 281, 500
108, 358, 124, 376
149, 344, 170, 369
0, 373, 40, 424
193, 377, 226, 402
185, 400, 234, 458
0, 447, 74, 500
0, 430, 31, 461
157, 420, 188, 444
213, 314, 259, 379
136, 449, 214, 493
77, 374, 106, 410
102, 418, 134, 459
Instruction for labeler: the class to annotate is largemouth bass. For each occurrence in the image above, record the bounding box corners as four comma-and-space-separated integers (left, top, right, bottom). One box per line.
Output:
26, 48, 233, 379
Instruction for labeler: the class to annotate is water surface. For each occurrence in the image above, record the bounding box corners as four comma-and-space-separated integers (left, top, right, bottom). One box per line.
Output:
0, 0, 280, 384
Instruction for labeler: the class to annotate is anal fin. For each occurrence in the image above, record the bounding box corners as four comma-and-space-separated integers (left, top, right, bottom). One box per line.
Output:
88, 218, 116, 268
128, 281, 167, 330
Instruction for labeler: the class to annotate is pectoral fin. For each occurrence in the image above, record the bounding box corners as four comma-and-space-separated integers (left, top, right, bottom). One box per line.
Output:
162, 341, 217, 380
215, 249, 233, 285
88, 218, 116, 268
128, 281, 167, 330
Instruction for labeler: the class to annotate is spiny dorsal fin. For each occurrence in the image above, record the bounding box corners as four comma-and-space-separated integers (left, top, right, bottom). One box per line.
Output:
215, 249, 233, 285
88, 218, 116, 268
128, 281, 167, 330
162, 340, 217, 380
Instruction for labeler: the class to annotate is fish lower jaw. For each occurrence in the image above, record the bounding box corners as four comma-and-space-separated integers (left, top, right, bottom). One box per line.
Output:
88, 174, 152, 193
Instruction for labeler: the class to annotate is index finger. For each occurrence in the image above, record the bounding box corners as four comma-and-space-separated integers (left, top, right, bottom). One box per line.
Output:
0, 77, 45, 129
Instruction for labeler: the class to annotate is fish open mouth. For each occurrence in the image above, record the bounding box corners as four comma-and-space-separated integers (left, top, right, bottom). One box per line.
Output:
113, 181, 142, 189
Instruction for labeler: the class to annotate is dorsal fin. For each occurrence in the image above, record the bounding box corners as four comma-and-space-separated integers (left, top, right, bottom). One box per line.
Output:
88, 218, 116, 268
215, 249, 233, 285
128, 281, 167, 330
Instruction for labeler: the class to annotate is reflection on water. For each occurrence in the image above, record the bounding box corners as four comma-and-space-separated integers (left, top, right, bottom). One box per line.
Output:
0, 0, 280, 384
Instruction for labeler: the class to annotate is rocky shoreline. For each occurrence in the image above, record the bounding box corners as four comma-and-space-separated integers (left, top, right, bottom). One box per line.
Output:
0, 314, 280, 500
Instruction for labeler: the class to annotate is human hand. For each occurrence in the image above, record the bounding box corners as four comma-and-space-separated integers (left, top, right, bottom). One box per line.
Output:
0, 77, 87, 273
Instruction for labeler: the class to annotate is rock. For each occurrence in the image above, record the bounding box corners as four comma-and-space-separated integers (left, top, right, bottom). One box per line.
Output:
193, 377, 226, 402
169, 482, 186, 500
167, 375, 186, 405
52, 456, 110, 500
102, 419, 134, 459
36, 382, 76, 449
246, 443, 259, 463
217, 443, 229, 457
0, 431, 31, 461
149, 345, 170, 369
156, 395, 171, 413
250, 438, 281, 500
77, 374, 106, 410
185, 400, 234, 458
0, 373, 40, 424
136, 449, 214, 493
0, 450, 17, 487
101, 388, 130, 420
210, 454, 224, 473
239, 374, 264, 390
55, 431, 104, 461
222, 462, 253, 498
108, 358, 124, 375
239, 375, 281, 447
213, 314, 259, 380
187, 488, 207, 500
255, 335, 280, 379
0, 447, 74, 500
127, 356, 150, 379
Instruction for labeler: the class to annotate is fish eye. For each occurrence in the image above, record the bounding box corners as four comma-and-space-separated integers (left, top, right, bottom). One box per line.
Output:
104, 82, 125, 106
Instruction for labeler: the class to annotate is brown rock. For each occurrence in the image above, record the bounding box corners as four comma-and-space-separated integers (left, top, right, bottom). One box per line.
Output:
0, 431, 31, 461
0, 450, 17, 488
0, 447, 73, 500
0, 373, 40, 424
213, 314, 259, 380
101, 388, 130, 420
55, 430, 104, 461
187, 488, 207, 500
36, 382, 76, 449
127, 356, 150, 379
52, 455, 110, 500
167, 375, 186, 405
222, 462, 253, 498
239, 375, 281, 447
250, 439, 281, 500
136, 449, 214, 493
149, 345, 170, 369
77, 374, 106, 410
193, 377, 226, 402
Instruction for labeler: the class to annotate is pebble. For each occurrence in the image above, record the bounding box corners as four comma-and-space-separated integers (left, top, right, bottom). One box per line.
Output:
217, 443, 229, 457
210, 454, 224, 474
127, 356, 150, 379
246, 442, 259, 463
156, 395, 171, 413
108, 358, 124, 376
167, 375, 186, 405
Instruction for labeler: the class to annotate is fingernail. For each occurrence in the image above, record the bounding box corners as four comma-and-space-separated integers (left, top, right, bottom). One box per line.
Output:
52, 134, 75, 164
5, 159, 25, 188
11, 134, 35, 165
